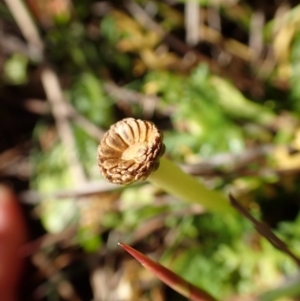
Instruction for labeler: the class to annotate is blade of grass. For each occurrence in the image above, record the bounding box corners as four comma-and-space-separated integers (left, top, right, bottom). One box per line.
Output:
229, 194, 300, 267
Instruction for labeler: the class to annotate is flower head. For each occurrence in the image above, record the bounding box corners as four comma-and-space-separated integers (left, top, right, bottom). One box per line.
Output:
97, 118, 165, 185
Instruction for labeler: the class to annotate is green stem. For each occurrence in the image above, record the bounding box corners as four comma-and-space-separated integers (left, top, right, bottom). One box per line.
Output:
148, 157, 235, 214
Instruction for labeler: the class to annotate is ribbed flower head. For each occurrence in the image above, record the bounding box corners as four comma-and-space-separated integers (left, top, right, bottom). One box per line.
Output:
97, 118, 165, 185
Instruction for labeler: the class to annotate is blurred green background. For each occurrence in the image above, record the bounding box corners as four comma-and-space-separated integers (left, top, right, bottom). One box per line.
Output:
1, 0, 300, 300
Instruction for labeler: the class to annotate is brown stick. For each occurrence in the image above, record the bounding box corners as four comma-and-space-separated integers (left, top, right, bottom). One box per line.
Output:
41, 68, 87, 184
3, 0, 44, 59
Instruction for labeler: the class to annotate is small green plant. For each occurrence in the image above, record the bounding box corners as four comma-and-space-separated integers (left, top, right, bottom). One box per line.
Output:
97, 118, 300, 301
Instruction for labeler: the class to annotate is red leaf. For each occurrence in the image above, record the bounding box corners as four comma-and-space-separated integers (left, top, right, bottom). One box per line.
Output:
0, 185, 28, 301
119, 242, 218, 301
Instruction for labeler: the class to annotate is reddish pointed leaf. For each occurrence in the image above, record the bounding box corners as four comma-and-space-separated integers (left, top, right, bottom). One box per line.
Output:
118, 242, 218, 301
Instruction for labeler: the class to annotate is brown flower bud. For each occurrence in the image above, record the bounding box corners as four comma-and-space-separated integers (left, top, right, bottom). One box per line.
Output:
97, 118, 165, 185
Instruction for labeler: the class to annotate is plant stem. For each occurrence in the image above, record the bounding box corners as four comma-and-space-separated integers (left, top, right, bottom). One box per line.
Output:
148, 157, 235, 214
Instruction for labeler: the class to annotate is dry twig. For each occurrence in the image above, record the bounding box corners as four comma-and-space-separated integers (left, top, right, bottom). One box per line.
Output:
125, 0, 262, 93
20, 98, 105, 140
4, 0, 88, 185
3, 0, 44, 60
41, 68, 87, 184
185, 1, 200, 46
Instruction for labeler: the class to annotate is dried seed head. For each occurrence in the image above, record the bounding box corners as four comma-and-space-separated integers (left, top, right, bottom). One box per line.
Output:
97, 118, 165, 185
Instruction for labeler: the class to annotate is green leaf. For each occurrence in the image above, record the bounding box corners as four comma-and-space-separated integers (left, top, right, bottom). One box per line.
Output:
41, 198, 78, 233
77, 227, 102, 253
4, 54, 28, 84
71, 72, 114, 128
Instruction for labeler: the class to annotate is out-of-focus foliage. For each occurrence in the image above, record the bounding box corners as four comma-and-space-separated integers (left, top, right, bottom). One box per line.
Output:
4, 54, 28, 84
70, 73, 114, 128
163, 213, 299, 299
29, 0, 300, 298
144, 65, 277, 159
